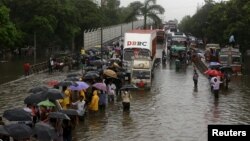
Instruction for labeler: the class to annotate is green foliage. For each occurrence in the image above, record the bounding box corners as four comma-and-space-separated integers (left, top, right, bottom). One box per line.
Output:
0, 0, 165, 50
126, 0, 165, 29
179, 0, 250, 52
0, 5, 20, 48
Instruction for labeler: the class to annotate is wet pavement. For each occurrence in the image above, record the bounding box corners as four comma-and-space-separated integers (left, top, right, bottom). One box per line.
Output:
1, 56, 250, 141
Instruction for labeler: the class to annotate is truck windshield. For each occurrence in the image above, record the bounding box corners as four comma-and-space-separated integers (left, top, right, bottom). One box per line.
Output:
123, 48, 150, 61
132, 70, 150, 79
219, 56, 228, 64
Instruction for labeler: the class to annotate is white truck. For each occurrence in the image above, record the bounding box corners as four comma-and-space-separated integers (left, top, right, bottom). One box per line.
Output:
122, 29, 157, 89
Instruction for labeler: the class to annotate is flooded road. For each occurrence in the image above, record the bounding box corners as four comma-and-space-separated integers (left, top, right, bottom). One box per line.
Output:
1, 58, 250, 141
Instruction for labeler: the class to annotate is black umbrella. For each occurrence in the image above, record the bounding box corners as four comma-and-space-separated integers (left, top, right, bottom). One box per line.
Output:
120, 84, 138, 91
86, 71, 100, 75
48, 112, 70, 120
4, 123, 32, 139
64, 77, 79, 81
45, 88, 64, 100
60, 109, 79, 116
3, 108, 32, 121
28, 86, 48, 93
66, 73, 81, 78
90, 59, 107, 66
219, 66, 233, 73
34, 122, 57, 141
24, 91, 47, 104
0, 125, 9, 136
56, 81, 78, 87
84, 73, 100, 80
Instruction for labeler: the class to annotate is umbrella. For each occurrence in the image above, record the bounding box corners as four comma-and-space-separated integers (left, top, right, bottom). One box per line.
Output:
60, 109, 79, 116
38, 99, 55, 107
34, 122, 57, 141
3, 108, 32, 121
209, 62, 221, 69
28, 86, 48, 93
4, 123, 32, 139
84, 73, 100, 80
47, 80, 59, 87
93, 83, 107, 92
204, 69, 223, 77
43, 88, 64, 100
48, 112, 70, 120
219, 66, 233, 73
90, 59, 107, 66
24, 91, 47, 104
86, 70, 100, 75
120, 84, 138, 91
0, 125, 9, 135
64, 77, 79, 81
109, 58, 121, 62
66, 73, 81, 78
103, 69, 117, 78
69, 81, 89, 91
56, 81, 78, 87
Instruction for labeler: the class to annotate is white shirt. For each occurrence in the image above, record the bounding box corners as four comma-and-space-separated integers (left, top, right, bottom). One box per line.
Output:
122, 91, 132, 103
229, 35, 235, 43
108, 83, 116, 95
72, 100, 85, 116
212, 81, 221, 90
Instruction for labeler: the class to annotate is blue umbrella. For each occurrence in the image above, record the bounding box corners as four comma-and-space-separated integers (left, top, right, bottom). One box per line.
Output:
69, 81, 89, 91
209, 62, 221, 66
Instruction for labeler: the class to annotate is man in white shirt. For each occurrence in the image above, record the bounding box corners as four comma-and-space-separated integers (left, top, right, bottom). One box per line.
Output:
107, 81, 116, 103
72, 96, 85, 116
212, 78, 222, 98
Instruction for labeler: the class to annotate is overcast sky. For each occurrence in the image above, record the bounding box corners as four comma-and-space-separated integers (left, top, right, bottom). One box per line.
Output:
120, 0, 224, 22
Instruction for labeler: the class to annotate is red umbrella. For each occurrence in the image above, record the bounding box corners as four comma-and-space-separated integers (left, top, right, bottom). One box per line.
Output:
204, 69, 223, 77
47, 80, 59, 87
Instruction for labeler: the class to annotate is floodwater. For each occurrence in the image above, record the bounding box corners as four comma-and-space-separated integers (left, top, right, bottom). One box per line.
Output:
0, 56, 46, 85
1, 55, 250, 141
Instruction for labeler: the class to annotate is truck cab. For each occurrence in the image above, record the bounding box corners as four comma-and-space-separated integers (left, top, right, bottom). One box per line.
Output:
131, 57, 152, 90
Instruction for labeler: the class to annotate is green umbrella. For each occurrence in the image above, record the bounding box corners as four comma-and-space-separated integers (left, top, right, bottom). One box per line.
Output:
38, 99, 55, 107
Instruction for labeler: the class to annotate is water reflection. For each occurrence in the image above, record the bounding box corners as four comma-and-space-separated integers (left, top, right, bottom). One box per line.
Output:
0, 56, 45, 84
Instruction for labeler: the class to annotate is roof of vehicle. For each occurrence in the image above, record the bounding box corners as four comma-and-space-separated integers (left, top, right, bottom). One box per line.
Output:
126, 29, 156, 34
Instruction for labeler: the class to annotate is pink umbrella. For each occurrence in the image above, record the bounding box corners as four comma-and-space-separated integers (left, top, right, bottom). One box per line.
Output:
93, 83, 107, 92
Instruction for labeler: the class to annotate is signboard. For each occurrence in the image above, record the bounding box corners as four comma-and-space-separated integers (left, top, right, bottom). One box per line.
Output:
133, 60, 150, 69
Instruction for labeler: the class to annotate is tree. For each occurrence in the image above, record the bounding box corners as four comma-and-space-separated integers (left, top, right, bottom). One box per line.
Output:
126, 0, 165, 29
0, 5, 20, 49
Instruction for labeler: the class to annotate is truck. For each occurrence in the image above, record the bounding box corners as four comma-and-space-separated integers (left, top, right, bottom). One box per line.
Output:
122, 29, 157, 89
219, 46, 242, 74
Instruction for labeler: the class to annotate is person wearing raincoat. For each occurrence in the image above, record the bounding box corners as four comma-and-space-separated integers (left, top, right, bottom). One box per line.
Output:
60, 87, 71, 109
88, 90, 99, 112
79, 89, 86, 101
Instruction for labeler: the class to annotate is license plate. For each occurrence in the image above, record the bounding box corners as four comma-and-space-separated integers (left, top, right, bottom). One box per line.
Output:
125, 77, 128, 80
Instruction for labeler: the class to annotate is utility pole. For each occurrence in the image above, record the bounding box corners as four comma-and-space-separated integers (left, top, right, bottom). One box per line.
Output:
101, 26, 103, 61
34, 31, 37, 64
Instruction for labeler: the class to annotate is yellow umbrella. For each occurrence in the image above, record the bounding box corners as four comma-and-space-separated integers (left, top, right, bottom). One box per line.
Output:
112, 62, 120, 68
103, 69, 117, 78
